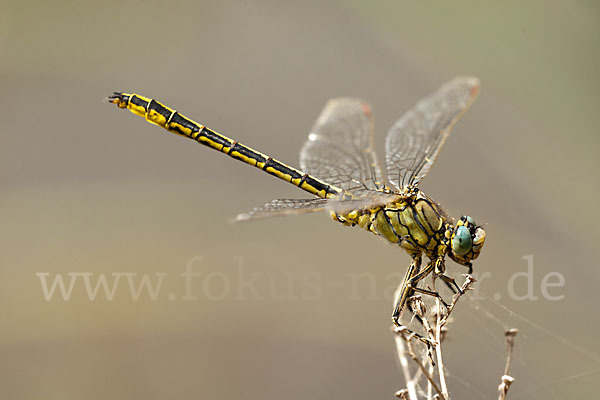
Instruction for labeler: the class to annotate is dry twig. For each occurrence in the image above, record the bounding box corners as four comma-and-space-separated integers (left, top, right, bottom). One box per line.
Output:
498, 328, 518, 400
393, 274, 519, 400
393, 275, 476, 400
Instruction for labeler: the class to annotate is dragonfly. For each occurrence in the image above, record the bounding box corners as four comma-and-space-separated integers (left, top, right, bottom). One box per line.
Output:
107, 76, 486, 331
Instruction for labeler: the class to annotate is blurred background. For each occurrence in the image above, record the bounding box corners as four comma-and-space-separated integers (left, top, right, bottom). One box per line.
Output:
2, 0, 599, 398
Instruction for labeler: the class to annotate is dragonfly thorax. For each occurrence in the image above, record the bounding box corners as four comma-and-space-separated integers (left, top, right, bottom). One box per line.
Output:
332, 189, 457, 259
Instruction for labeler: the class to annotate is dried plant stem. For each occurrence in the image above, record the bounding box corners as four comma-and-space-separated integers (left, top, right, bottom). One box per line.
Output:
434, 299, 449, 398
498, 329, 518, 400
394, 335, 419, 400
427, 361, 435, 400
394, 275, 477, 400
407, 337, 444, 398
436, 275, 476, 398
394, 275, 519, 400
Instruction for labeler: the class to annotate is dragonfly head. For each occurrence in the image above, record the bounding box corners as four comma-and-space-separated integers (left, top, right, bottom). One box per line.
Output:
449, 216, 486, 266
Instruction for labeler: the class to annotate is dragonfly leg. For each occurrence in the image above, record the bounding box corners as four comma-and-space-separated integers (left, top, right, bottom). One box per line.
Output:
392, 256, 435, 343
465, 262, 473, 275
392, 258, 452, 325
406, 262, 450, 310
432, 258, 464, 295
437, 273, 464, 295
391, 254, 422, 326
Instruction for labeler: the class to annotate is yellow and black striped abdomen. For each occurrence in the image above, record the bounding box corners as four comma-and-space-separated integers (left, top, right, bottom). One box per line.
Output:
108, 93, 342, 199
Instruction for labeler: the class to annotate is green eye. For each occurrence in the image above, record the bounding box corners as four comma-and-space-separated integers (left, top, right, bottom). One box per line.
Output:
465, 216, 475, 226
452, 226, 472, 256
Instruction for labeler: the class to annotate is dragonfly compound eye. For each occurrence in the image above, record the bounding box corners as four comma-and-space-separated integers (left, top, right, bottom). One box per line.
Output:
452, 225, 472, 256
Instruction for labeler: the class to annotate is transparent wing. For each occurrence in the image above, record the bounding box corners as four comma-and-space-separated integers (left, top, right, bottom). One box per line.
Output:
234, 198, 331, 222
234, 192, 396, 223
385, 77, 480, 189
300, 98, 384, 196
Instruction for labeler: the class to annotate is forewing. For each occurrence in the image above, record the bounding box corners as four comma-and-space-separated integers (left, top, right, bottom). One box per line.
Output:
385, 77, 480, 189
234, 198, 331, 222
234, 193, 396, 223
300, 98, 383, 196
